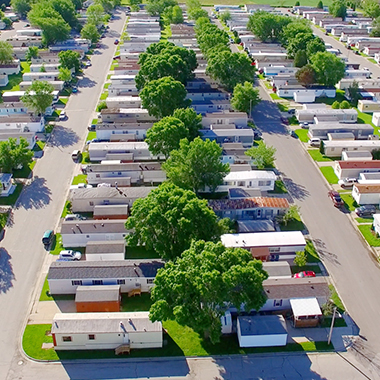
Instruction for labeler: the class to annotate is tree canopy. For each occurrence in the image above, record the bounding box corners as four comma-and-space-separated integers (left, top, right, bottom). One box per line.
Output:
86, 3, 105, 26
146, 117, 189, 158
245, 141, 276, 169
294, 50, 308, 68
163, 4, 183, 24
58, 66, 72, 84
362, 0, 380, 18
125, 183, 230, 261
21, 80, 54, 115
11, 0, 31, 18
163, 137, 230, 194
295, 64, 317, 87
187, 6, 207, 20
310, 51, 345, 87
329, 0, 347, 18
25, 46, 39, 62
286, 32, 315, 59
146, 0, 177, 16
306, 37, 326, 57
0, 41, 14, 64
58, 50, 81, 72
195, 18, 229, 54
0, 137, 33, 173
172, 107, 202, 141
231, 81, 261, 114
139, 76, 190, 119
150, 240, 268, 344
81, 22, 100, 43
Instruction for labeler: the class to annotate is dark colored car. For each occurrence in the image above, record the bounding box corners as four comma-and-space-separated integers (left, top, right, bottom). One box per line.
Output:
288, 108, 296, 115
87, 124, 97, 131
328, 190, 344, 207
114, 39, 119, 45
280, 117, 289, 125
289, 130, 298, 138
355, 205, 377, 217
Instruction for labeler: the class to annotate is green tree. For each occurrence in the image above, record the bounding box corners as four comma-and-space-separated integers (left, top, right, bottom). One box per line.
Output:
25, 46, 39, 62
125, 183, 230, 260
219, 10, 231, 23
51, 0, 77, 27
245, 141, 276, 169
21, 80, 54, 115
306, 37, 326, 58
281, 21, 312, 46
58, 66, 72, 84
340, 100, 351, 109
207, 51, 254, 91
163, 137, 230, 194
295, 64, 316, 87
317, 0, 323, 8
146, 117, 189, 158
329, 0, 347, 18
294, 50, 308, 68
81, 22, 100, 43
11, 0, 31, 17
310, 51, 345, 86
0, 41, 13, 64
149, 240, 268, 344
0, 137, 33, 173
371, 16, 380, 36
172, 107, 202, 140
71, 0, 83, 10
139, 77, 190, 119
95, 0, 113, 13
286, 32, 315, 58
331, 100, 340, 109
347, 80, 360, 106
294, 251, 307, 267
187, 7, 207, 20
97, 100, 107, 112
231, 81, 261, 114
281, 204, 300, 226
86, 3, 104, 26
59, 50, 81, 72
164, 4, 183, 24
146, 0, 177, 16
295, 1, 300, 5
362, 0, 380, 19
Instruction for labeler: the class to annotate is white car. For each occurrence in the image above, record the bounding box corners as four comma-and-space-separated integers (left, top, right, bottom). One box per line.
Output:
69, 183, 93, 189
59, 110, 67, 120
58, 250, 82, 261
338, 177, 357, 188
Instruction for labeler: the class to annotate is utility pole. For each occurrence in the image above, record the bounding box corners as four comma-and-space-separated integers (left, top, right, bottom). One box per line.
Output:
327, 307, 337, 346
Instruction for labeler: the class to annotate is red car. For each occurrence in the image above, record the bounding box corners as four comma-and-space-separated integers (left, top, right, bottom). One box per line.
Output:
293, 271, 316, 278
328, 190, 344, 207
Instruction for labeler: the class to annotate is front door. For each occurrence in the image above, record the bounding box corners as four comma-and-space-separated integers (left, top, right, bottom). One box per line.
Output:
123, 333, 129, 344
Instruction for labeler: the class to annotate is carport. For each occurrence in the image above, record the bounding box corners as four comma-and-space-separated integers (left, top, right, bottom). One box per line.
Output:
290, 297, 322, 328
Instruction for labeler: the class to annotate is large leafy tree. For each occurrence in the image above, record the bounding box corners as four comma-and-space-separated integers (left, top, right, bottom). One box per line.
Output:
172, 107, 202, 141
195, 19, 229, 54
295, 64, 316, 87
163, 137, 230, 194
187, 7, 207, 20
25, 46, 39, 62
207, 51, 254, 91
0, 137, 33, 173
21, 80, 54, 115
347, 80, 360, 106
81, 22, 100, 43
86, 3, 105, 27
58, 50, 81, 72
125, 183, 230, 260
50, 0, 77, 27
329, 0, 347, 18
286, 32, 315, 59
245, 141, 276, 169
0, 41, 14, 64
150, 240, 268, 344
139, 76, 190, 119
294, 50, 308, 68
231, 81, 261, 114
146, 0, 177, 16
281, 21, 313, 46
58, 66, 72, 84
146, 117, 189, 158
306, 37, 326, 58
310, 51, 345, 87
163, 4, 183, 24
371, 16, 380, 36
11, 0, 31, 18
95, 0, 113, 13
362, 0, 380, 18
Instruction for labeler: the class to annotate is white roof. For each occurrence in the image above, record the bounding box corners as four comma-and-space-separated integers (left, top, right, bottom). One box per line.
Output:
224, 170, 276, 181
373, 214, 380, 223
89, 141, 148, 151
221, 231, 306, 248
110, 75, 136, 80
290, 297, 322, 317
107, 96, 141, 102
324, 140, 380, 148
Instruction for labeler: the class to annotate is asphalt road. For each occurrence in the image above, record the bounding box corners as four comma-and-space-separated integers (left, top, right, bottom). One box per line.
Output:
252, 82, 380, 378
0, 9, 126, 380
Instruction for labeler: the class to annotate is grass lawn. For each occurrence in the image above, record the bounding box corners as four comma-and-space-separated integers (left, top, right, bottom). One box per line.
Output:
0, 211, 8, 229
100, 91, 108, 100
121, 293, 152, 312
263, 80, 272, 90
33, 140, 46, 152
329, 284, 345, 313
23, 321, 333, 361
21, 61, 31, 73
277, 103, 289, 112
320, 166, 339, 184
280, 211, 305, 232
308, 149, 335, 162
320, 317, 347, 328
0, 184, 23, 206
125, 246, 160, 259
13, 161, 36, 179
358, 224, 380, 247
91, 118, 98, 125
339, 193, 358, 212
49, 233, 63, 255
291, 264, 322, 274
39, 275, 75, 302
355, 217, 373, 224
104, 82, 110, 89
86, 131, 96, 141
110, 63, 118, 70
71, 174, 87, 185
315, 90, 346, 106
268, 180, 288, 194
368, 58, 377, 64
81, 151, 90, 164
60, 200, 72, 218
270, 93, 282, 101
295, 129, 309, 142
305, 240, 321, 263
288, 115, 298, 125
257, 73, 265, 80
58, 97, 69, 105
356, 108, 376, 128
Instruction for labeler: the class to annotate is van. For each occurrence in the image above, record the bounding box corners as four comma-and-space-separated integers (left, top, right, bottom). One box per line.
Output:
42, 230, 54, 246
71, 150, 81, 160
308, 138, 321, 147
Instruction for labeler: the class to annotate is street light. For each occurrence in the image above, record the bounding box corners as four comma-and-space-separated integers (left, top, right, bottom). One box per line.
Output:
327, 306, 337, 346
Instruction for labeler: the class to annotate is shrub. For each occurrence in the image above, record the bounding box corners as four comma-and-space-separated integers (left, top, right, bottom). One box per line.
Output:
96, 101, 107, 112
331, 101, 340, 109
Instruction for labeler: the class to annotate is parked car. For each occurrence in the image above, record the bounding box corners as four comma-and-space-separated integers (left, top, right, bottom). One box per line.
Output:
59, 250, 82, 261
328, 190, 344, 207
355, 205, 377, 217
59, 110, 67, 121
289, 130, 298, 138
42, 229, 54, 246
72, 86, 78, 93
338, 177, 357, 188
85, 61, 91, 67
301, 121, 309, 129
293, 271, 316, 278
280, 117, 289, 125
71, 150, 81, 160
114, 39, 119, 45
64, 214, 86, 221
69, 183, 93, 189
87, 124, 97, 131
25, 23, 30, 27
97, 183, 112, 187
288, 108, 296, 115
308, 137, 321, 147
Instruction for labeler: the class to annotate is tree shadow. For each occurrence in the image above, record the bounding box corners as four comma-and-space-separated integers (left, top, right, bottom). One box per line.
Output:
282, 177, 310, 200
15, 176, 52, 210
48, 125, 79, 148
78, 77, 97, 88
312, 238, 341, 266
0, 248, 15, 294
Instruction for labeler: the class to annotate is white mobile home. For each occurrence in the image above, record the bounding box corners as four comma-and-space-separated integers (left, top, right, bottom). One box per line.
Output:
52, 312, 162, 351
373, 214, 380, 235
345, 69, 371, 79
358, 172, 380, 184
308, 123, 373, 140
352, 183, 380, 205
201, 111, 248, 128
296, 108, 358, 123
334, 160, 380, 179
341, 151, 373, 161
95, 123, 153, 141
322, 140, 380, 158
218, 170, 276, 192
106, 96, 142, 109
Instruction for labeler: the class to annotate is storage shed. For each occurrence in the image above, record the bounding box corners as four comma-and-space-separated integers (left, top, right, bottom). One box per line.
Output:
85, 240, 125, 261
352, 183, 380, 205
75, 285, 121, 312
341, 151, 373, 161
290, 297, 322, 328
93, 204, 129, 220
237, 315, 287, 348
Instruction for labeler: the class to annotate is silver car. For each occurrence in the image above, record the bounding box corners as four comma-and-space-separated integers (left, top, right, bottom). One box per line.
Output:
59, 250, 82, 261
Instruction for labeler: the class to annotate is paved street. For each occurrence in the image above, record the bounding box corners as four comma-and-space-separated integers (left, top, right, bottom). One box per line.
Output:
0, 9, 126, 380
252, 82, 380, 378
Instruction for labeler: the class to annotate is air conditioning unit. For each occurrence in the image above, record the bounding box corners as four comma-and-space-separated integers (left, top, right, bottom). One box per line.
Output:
368, 134, 380, 140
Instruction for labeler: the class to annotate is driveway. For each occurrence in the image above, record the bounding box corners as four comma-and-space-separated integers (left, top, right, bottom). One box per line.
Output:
0, 9, 127, 380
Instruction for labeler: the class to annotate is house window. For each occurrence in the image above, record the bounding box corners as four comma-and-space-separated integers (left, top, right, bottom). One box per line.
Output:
72, 280, 82, 286
273, 300, 282, 307
147, 279, 154, 284
88, 334, 95, 340
92, 280, 103, 285
258, 181, 264, 186
62, 336, 72, 342
117, 279, 125, 285
89, 201, 94, 206
269, 247, 280, 253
